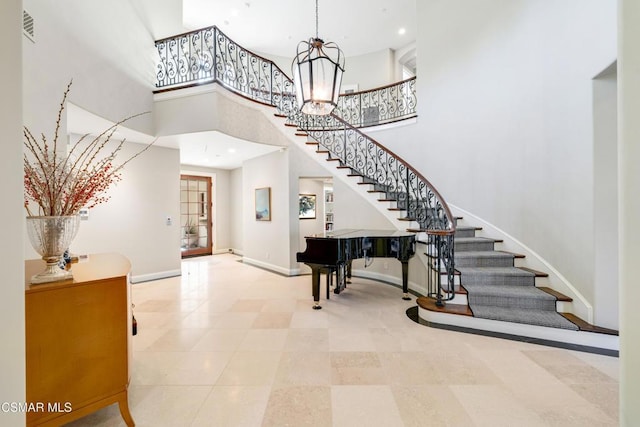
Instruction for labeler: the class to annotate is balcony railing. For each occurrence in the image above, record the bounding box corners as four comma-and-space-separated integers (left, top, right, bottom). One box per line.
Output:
154, 25, 455, 304
154, 26, 416, 129
155, 26, 296, 111
333, 77, 416, 128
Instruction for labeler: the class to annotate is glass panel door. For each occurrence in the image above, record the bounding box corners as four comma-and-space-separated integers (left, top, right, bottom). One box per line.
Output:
180, 175, 212, 257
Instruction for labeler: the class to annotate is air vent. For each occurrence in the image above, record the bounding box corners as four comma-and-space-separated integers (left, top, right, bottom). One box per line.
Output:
23, 10, 34, 42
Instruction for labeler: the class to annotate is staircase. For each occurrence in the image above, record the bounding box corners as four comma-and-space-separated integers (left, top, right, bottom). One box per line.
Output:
153, 24, 618, 350
290, 121, 619, 349
451, 224, 579, 330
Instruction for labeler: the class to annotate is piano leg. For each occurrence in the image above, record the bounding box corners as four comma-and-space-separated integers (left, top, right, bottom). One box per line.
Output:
309, 264, 322, 309
401, 260, 411, 300
334, 262, 349, 294
325, 267, 333, 299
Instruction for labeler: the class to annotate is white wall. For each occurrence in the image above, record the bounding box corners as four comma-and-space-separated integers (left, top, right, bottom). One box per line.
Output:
242, 150, 292, 273
341, 49, 395, 90
332, 178, 396, 231
370, 0, 616, 324
22, 0, 155, 137
66, 139, 181, 282
1, 1, 25, 423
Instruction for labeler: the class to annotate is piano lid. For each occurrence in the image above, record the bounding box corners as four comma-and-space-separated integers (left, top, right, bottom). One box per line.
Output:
305, 229, 416, 240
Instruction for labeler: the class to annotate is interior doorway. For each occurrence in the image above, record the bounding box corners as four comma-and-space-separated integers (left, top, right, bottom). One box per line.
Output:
180, 174, 213, 257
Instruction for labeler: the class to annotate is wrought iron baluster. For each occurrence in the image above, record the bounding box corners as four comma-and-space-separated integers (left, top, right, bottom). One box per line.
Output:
342, 125, 347, 166
154, 27, 416, 128
152, 26, 456, 303
405, 167, 410, 221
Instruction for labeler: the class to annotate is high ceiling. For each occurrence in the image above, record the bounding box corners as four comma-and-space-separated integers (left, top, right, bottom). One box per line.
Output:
135, 0, 417, 58
69, 0, 417, 169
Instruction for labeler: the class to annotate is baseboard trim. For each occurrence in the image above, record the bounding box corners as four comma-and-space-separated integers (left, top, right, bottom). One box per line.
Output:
130, 269, 181, 284
213, 248, 234, 255
416, 305, 619, 355
242, 257, 300, 276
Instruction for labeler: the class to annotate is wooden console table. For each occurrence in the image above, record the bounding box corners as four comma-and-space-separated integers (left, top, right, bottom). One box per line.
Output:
25, 253, 134, 426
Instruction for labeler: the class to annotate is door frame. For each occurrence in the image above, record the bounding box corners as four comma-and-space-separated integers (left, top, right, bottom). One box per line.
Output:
180, 174, 213, 258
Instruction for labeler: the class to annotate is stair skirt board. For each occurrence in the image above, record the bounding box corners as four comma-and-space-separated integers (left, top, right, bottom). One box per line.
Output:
470, 305, 579, 330
416, 306, 619, 354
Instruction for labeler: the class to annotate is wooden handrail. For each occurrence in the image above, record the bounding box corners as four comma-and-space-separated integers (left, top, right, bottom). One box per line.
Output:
326, 112, 455, 233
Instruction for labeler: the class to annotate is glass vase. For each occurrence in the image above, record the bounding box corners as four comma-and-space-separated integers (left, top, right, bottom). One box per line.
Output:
26, 216, 81, 284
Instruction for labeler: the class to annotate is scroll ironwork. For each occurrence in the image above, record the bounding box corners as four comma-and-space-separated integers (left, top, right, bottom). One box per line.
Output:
154, 25, 454, 303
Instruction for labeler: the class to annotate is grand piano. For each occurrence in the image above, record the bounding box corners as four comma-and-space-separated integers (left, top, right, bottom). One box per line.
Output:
296, 229, 416, 309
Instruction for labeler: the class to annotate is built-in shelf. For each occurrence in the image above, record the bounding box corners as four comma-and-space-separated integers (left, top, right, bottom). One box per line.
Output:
325, 189, 334, 231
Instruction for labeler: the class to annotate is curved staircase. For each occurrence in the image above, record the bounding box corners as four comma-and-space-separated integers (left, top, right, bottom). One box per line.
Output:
153, 24, 618, 352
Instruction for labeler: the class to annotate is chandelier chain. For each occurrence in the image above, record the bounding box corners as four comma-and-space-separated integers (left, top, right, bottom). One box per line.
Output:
315, 0, 319, 39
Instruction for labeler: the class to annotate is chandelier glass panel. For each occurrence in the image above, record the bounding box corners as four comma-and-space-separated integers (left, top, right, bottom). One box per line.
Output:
292, 0, 345, 116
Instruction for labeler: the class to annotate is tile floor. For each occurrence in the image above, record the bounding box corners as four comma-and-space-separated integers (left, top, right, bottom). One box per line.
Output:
68, 254, 619, 426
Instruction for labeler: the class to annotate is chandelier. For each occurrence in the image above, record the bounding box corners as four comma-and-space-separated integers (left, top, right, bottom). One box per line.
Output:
292, 0, 345, 116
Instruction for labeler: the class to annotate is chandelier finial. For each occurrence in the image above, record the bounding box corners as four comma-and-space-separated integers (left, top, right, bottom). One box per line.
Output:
315, 0, 319, 40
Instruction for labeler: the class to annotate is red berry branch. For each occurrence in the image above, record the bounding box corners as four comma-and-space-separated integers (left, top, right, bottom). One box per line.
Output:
24, 80, 155, 217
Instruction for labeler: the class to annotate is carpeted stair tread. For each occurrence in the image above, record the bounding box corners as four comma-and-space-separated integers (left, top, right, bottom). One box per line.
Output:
463, 283, 556, 300
455, 251, 514, 267
455, 237, 496, 244
463, 283, 558, 311
455, 237, 497, 252
470, 306, 579, 330
457, 266, 535, 276
457, 266, 535, 286
456, 251, 513, 259
454, 226, 480, 238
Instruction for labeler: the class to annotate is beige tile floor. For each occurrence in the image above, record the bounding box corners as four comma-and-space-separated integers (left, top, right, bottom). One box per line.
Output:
68, 254, 619, 426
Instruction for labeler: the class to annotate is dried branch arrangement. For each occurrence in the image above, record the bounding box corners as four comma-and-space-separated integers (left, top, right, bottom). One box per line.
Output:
24, 81, 155, 216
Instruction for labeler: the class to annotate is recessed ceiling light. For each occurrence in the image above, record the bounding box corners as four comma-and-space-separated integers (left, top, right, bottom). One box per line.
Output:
231, 9, 239, 17
227, 148, 236, 153
398, 28, 406, 36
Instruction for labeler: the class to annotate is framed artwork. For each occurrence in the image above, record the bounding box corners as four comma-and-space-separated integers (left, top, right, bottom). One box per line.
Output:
255, 187, 271, 221
299, 194, 316, 219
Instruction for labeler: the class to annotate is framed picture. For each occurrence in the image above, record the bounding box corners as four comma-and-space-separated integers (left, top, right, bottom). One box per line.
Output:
299, 194, 316, 219
255, 187, 271, 221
